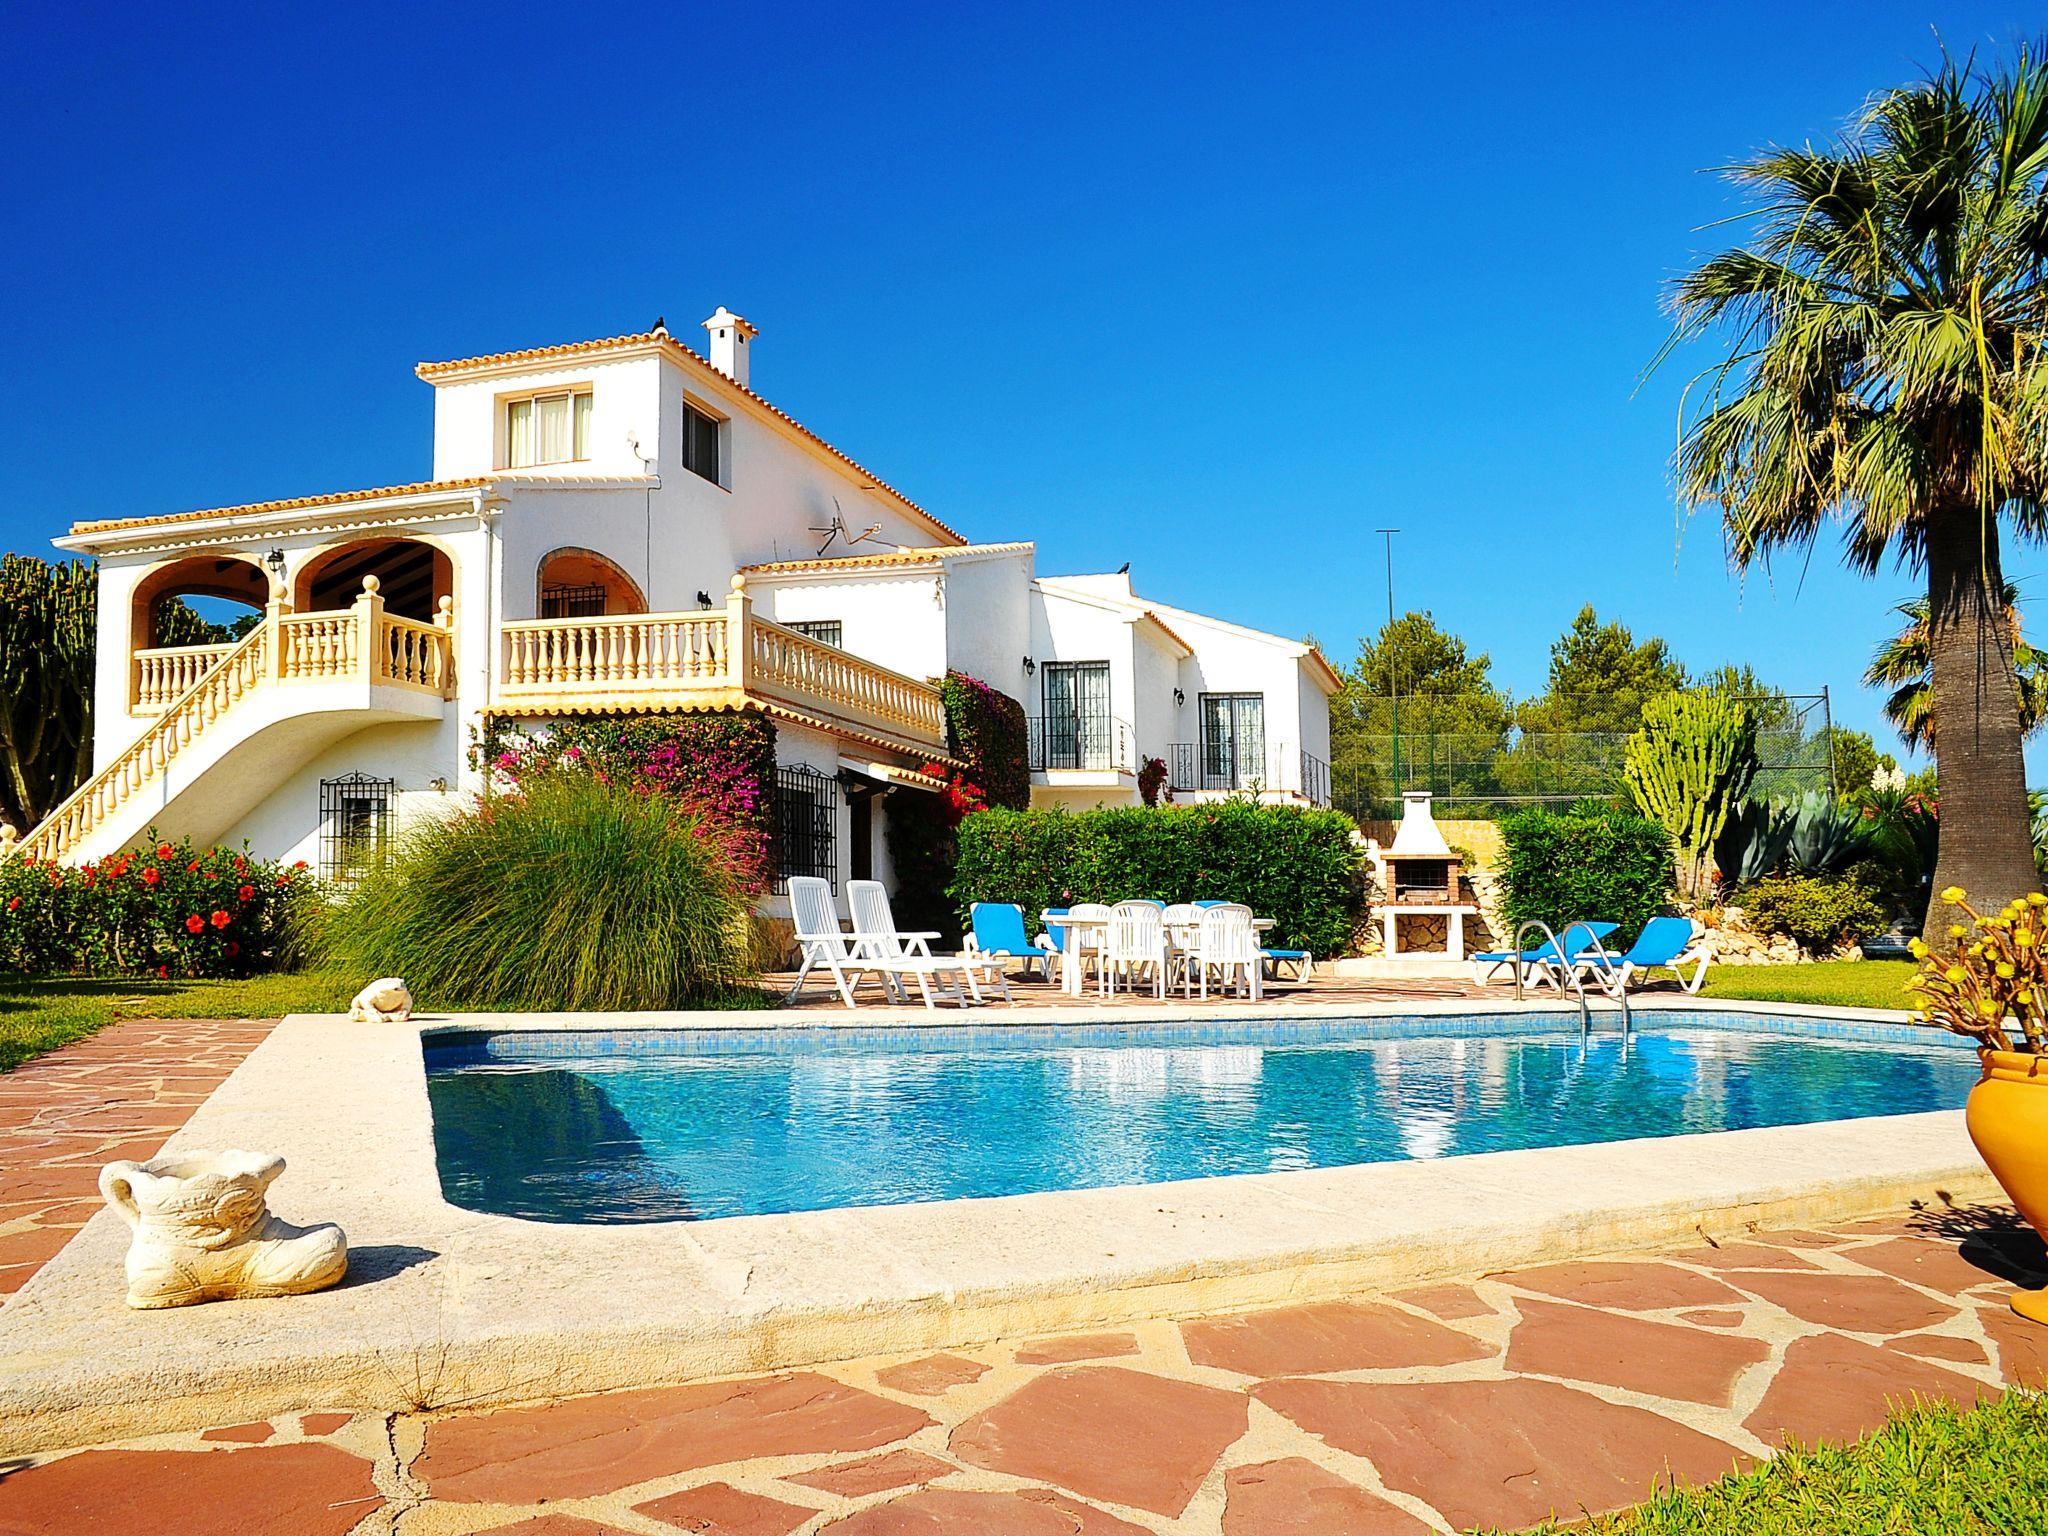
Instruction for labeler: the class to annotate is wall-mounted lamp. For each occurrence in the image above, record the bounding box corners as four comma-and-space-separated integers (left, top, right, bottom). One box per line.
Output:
264, 548, 287, 580
429, 776, 449, 793
1022, 656, 1036, 675
1174, 687, 1186, 707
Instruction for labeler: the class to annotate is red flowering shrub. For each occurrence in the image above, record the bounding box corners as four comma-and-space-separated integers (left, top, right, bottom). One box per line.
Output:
478, 712, 777, 894
0, 831, 311, 978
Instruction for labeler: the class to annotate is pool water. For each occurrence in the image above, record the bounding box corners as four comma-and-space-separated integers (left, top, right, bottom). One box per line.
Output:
421, 1013, 1980, 1224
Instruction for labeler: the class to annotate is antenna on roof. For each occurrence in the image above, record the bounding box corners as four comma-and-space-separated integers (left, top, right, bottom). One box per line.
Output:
810, 499, 890, 557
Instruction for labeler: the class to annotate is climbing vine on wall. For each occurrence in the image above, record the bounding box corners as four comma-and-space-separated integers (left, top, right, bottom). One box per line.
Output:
938, 672, 1028, 810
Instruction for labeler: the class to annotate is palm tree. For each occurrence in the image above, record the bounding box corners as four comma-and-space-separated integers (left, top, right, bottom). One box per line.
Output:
1865, 583, 2048, 750
1664, 47, 2048, 934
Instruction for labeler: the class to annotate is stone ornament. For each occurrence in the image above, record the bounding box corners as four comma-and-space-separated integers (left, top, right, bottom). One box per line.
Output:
350, 976, 414, 1022
98, 1151, 348, 1309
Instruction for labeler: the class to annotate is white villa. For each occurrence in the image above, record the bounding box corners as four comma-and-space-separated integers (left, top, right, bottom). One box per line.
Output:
29, 310, 1337, 902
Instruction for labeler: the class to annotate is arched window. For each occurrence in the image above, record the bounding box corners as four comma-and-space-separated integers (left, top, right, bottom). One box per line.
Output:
535, 548, 647, 618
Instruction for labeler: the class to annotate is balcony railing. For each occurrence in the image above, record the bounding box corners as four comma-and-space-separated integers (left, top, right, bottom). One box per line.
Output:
1166, 742, 1331, 805
1027, 714, 1135, 774
133, 643, 237, 713
496, 583, 947, 751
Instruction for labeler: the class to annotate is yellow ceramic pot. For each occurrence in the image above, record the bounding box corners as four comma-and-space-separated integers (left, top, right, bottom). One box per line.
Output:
1964, 1049, 2048, 1326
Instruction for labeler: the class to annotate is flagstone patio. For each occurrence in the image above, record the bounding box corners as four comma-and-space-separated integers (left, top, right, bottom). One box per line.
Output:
0, 1017, 274, 1298
0, 1204, 2040, 1535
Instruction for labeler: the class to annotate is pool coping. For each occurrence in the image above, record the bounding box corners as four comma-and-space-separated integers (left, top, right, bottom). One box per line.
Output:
0, 996, 1995, 1451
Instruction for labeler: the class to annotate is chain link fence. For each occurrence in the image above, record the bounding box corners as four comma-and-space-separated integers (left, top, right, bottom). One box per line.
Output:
1331, 693, 1836, 821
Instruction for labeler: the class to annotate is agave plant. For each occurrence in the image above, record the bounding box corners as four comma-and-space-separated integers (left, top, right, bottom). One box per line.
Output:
1716, 791, 1878, 892
1715, 798, 1796, 890
1784, 790, 1876, 876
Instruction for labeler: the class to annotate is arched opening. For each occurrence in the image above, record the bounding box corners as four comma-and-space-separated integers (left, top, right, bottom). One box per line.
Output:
131, 555, 271, 649
294, 538, 452, 621
536, 547, 647, 618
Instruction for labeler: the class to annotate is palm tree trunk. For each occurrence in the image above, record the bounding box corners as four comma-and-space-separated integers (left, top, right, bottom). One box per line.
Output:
1924, 501, 2041, 937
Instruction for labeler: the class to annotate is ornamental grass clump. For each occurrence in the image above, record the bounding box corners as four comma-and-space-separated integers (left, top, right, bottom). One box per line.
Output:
1904, 886, 2048, 1054
321, 775, 756, 1010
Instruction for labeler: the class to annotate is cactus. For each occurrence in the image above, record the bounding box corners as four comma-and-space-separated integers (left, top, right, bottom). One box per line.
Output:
0, 554, 98, 836
1624, 691, 1760, 898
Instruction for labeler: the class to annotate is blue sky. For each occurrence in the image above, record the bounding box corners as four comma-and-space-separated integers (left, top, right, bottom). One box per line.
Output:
4, 2, 2043, 772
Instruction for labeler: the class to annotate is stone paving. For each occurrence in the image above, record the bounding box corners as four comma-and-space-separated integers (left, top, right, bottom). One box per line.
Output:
1, 1203, 2042, 1535
0, 1017, 275, 1298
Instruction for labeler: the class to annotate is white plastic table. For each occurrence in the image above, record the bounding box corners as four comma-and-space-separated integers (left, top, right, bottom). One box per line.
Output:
1042, 910, 1272, 998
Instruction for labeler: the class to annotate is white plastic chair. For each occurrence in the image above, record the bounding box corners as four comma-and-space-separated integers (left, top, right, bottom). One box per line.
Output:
785, 876, 878, 1008
1062, 902, 1112, 993
1161, 902, 1200, 995
847, 879, 1010, 1006
1189, 903, 1262, 1001
1105, 900, 1168, 999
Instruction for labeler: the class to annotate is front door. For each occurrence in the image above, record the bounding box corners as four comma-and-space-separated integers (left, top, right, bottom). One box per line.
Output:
1042, 662, 1111, 769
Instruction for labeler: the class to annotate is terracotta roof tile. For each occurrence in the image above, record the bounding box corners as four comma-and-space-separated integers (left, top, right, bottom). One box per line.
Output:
69, 479, 492, 537
740, 541, 1033, 577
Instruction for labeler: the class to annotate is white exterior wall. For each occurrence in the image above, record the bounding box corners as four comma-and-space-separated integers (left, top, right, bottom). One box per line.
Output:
750, 569, 947, 681
1130, 627, 1182, 768
940, 550, 1033, 703
430, 356, 664, 482
1151, 600, 1325, 796
232, 722, 458, 869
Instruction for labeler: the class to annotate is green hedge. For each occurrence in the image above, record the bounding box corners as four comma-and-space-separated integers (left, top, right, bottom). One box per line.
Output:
950, 802, 1368, 956
1497, 807, 1675, 946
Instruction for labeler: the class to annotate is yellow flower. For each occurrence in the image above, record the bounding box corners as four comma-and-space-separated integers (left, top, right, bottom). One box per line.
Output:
1998, 963, 2016, 980
2030, 893, 2047, 907
1942, 885, 1968, 903
2019, 930, 2036, 947
1949, 924, 1968, 939
1947, 966, 1967, 982
1909, 939, 1931, 959
1979, 999, 2002, 1017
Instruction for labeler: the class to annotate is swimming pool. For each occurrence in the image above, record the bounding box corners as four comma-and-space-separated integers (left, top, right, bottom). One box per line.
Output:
421, 1012, 1980, 1224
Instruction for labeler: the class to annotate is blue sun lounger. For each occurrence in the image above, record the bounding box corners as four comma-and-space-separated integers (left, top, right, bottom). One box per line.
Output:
1571, 916, 1710, 997
1469, 921, 1618, 988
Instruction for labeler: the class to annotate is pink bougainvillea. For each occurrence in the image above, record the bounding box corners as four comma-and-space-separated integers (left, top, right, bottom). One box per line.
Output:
477, 713, 778, 894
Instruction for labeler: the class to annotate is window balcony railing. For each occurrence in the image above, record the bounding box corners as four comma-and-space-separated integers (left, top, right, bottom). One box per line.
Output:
1166, 742, 1331, 806
1027, 713, 1135, 774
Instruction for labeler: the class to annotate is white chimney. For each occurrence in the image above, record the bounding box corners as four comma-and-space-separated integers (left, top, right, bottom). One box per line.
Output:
1388, 791, 1452, 856
701, 306, 757, 389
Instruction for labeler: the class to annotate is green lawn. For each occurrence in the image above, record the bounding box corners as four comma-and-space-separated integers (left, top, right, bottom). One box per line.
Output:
0, 972, 357, 1072
1485, 1391, 2048, 1535
0, 970, 777, 1071
1701, 959, 1916, 1012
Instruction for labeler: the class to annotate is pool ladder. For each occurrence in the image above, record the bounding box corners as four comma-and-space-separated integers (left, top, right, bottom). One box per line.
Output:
1511, 920, 1632, 1034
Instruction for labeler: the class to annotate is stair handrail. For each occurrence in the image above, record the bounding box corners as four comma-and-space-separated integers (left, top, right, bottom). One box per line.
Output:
9, 616, 278, 866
